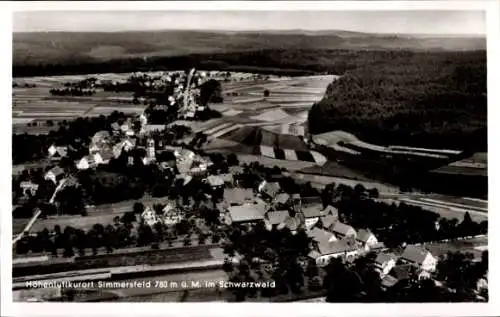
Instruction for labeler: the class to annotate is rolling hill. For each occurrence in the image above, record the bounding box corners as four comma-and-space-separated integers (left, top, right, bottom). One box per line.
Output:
13, 30, 486, 66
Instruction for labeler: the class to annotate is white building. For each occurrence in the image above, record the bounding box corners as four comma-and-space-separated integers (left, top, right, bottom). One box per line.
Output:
44, 166, 65, 185
400, 245, 438, 272
356, 229, 379, 251
374, 253, 398, 277
141, 207, 159, 226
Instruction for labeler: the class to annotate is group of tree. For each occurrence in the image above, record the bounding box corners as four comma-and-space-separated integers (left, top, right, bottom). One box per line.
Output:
199, 79, 224, 106
13, 112, 130, 164
321, 182, 487, 248
49, 87, 96, 96
308, 50, 486, 152
222, 223, 312, 301
436, 250, 488, 295
14, 200, 220, 256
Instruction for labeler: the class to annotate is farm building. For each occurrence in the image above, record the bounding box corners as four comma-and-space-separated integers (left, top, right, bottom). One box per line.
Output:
400, 245, 438, 272
258, 181, 281, 200
308, 229, 358, 266
224, 203, 267, 225
301, 204, 338, 230
356, 229, 379, 251
44, 166, 65, 184
373, 253, 398, 277
331, 222, 357, 240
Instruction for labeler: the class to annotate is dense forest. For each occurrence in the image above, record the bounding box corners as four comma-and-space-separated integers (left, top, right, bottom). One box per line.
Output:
308, 50, 487, 151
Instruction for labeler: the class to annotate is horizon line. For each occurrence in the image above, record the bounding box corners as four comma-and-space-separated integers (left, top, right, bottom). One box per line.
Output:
12, 29, 486, 37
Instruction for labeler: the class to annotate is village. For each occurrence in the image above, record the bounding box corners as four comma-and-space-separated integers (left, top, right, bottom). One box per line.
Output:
12, 69, 488, 303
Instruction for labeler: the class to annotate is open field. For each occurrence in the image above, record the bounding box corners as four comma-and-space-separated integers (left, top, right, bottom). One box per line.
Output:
13, 82, 147, 128
379, 196, 488, 222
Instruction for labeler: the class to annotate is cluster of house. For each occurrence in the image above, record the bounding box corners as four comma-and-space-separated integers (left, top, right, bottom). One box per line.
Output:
214, 178, 441, 289
141, 202, 186, 227
374, 245, 439, 290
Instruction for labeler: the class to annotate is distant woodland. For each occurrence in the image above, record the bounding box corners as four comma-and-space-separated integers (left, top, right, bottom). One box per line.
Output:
13, 31, 487, 151
308, 50, 486, 151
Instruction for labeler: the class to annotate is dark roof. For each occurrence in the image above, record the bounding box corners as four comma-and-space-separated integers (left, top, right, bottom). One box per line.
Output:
332, 222, 356, 237
389, 264, 414, 281
374, 253, 398, 266
401, 245, 432, 265
381, 275, 399, 288
356, 229, 376, 243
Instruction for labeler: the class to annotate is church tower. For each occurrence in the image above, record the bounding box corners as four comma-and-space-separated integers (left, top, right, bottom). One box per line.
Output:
147, 138, 156, 161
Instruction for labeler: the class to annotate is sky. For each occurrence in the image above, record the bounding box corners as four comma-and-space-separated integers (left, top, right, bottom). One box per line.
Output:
13, 11, 486, 35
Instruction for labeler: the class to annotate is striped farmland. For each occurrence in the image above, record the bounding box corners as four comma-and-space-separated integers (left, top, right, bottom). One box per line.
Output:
259, 145, 327, 165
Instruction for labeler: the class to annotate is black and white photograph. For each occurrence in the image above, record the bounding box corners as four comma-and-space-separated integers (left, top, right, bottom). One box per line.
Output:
2, 1, 498, 315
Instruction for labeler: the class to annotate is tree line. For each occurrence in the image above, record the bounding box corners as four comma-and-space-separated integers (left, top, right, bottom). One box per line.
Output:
308, 50, 486, 152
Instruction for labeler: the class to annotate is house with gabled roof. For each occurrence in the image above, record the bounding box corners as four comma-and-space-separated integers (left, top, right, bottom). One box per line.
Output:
302, 204, 338, 230
264, 210, 289, 231
356, 229, 379, 251
283, 214, 303, 234
258, 181, 281, 200
273, 192, 291, 206
224, 203, 266, 225
400, 245, 438, 272
373, 253, 398, 277
48, 145, 68, 161
44, 166, 65, 184
331, 221, 357, 240
76, 155, 97, 170
308, 235, 358, 267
